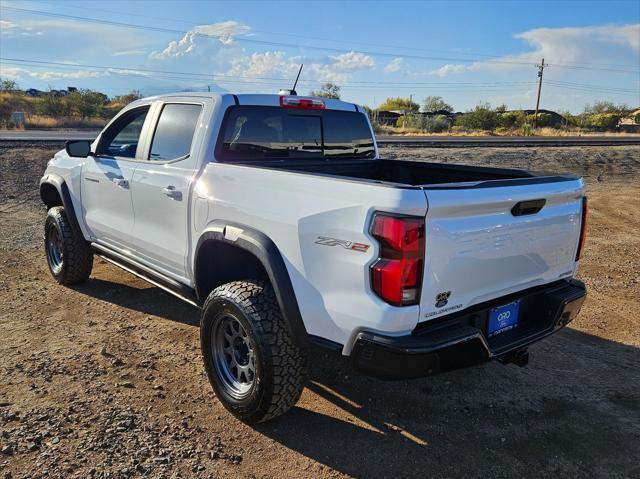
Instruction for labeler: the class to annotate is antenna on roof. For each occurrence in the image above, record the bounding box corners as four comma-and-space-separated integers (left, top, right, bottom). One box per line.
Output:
292, 64, 303, 94
279, 64, 303, 96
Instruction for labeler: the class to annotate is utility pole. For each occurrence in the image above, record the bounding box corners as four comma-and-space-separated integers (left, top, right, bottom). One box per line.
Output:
533, 58, 545, 129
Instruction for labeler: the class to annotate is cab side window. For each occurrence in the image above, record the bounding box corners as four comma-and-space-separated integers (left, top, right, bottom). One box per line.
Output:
149, 103, 202, 161
97, 107, 149, 158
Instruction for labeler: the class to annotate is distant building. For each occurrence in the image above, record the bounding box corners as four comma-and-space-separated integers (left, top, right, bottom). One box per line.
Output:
374, 107, 567, 127
26, 88, 45, 97
375, 110, 402, 125
619, 108, 640, 133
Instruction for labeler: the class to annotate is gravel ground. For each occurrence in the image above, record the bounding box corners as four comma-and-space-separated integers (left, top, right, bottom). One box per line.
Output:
1, 145, 639, 479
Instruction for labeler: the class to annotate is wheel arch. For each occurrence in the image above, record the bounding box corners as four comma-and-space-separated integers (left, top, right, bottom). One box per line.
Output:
194, 221, 308, 348
39, 174, 83, 237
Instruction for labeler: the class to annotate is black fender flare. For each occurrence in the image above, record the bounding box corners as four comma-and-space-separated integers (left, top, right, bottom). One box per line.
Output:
194, 221, 308, 349
40, 174, 83, 237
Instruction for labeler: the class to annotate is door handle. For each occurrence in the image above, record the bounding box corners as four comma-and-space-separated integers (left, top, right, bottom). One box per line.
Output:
113, 178, 129, 189
162, 185, 182, 200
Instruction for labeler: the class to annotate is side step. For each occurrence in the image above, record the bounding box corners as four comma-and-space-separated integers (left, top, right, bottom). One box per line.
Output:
91, 243, 201, 308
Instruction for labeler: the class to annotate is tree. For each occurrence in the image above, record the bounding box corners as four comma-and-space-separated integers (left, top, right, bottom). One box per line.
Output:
455, 103, 500, 131
396, 113, 450, 132
66, 89, 108, 118
377, 97, 419, 112
0, 77, 19, 91
586, 113, 621, 130
499, 110, 527, 129
40, 89, 71, 117
112, 90, 142, 104
584, 101, 630, 116
422, 96, 453, 113
309, 83, 341, 99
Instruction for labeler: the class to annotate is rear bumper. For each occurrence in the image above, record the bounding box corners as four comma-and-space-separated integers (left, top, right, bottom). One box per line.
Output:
351, 279, 586, 379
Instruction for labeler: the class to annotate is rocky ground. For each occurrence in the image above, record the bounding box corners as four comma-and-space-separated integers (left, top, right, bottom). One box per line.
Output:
1, 144, 639, 478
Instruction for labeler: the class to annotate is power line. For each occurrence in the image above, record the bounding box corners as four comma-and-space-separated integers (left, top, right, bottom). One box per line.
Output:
545, 83, 640, 97
0, 57, 537, 87
544, 79, 639, 94
4, 58, 639, 99
28, 0, 640, 70
3, 6, 639, 74
1, 61, 538, 93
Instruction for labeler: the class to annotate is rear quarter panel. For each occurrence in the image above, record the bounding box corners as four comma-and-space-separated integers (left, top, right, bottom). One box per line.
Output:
193, 163, 428, 350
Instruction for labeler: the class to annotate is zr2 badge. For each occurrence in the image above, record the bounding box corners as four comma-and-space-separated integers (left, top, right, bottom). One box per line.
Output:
315, 236, 370, 253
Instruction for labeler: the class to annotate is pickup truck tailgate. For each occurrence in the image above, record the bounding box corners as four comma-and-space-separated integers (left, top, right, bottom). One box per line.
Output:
419, 178, 585, 321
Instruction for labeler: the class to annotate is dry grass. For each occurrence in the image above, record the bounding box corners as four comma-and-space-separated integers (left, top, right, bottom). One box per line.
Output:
25, 115, 107, 129
375, 124, 640, 137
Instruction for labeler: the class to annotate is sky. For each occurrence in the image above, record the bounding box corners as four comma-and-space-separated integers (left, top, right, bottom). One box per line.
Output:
0, 0, 639, 112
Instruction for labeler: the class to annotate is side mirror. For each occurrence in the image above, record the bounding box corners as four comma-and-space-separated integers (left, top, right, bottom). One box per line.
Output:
65, 140, 93, 158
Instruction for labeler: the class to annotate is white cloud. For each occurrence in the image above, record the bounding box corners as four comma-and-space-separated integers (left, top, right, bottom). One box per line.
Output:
194, 21, 251, 45
29, 70, 106, 81
0, 20, 16, 30
328, 51, 375, 72
384, 57, 404, 73
0, 65, 106, 81
431, 63, 469, 77
0, 19, 43, 36
0, 66, 27, 79
431, 23, 640, 76
151, 21, 250, 59
226, 50, 374, 86
111, 49, 147, 57
227, 51, 297, 78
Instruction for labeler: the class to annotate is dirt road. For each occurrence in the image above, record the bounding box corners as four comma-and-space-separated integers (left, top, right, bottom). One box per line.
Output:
1, 145, 639, 478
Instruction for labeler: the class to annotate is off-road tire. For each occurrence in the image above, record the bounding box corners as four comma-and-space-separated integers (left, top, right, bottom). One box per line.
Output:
44, 206, 93, 285
200, 280, 307, 423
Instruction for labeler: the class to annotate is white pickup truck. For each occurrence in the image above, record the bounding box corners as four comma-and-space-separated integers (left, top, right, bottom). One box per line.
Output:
40, 92, 587, 423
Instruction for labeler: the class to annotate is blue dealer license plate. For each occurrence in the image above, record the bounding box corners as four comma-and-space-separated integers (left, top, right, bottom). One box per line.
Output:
488, 301, 520, 337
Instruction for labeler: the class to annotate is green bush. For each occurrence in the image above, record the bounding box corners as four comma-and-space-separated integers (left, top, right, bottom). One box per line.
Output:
526, 113, 553, 128
425, 115, 451, 132
499, 110, 526, 129
396, 114, 421, 129
379, 97, 420, 112
396, 114, 450, 132
634, 113, 640, 125
586, 113, 621, 130
456, 103, 499, 131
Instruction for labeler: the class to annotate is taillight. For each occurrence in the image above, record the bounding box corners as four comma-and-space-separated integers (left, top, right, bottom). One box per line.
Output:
279, 96, 325, 110
370, 213, 425, 306
575, 196, 588, 261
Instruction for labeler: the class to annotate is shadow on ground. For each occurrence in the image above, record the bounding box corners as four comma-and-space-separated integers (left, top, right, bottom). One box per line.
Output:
74, 270, 640, 478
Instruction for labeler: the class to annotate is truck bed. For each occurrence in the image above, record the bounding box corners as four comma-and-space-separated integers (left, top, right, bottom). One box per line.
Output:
249, 158, 576, 188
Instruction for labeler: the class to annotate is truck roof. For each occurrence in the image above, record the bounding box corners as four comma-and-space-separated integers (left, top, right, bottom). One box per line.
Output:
134, 92, 361, 112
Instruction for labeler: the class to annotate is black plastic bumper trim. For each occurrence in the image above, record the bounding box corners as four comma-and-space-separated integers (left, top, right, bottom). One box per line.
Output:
351, 279, 586, 379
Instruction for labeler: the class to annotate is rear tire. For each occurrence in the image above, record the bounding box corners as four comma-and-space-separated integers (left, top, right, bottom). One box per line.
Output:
44, 207, 93, 285
200, 280, 306, 423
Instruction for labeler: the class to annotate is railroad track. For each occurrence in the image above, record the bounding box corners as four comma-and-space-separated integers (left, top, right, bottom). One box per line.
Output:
1, 131, 639, 148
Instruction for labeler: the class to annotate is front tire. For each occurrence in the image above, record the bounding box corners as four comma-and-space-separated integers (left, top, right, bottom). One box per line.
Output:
200, 280, 306, 423
44, 207, 93, 285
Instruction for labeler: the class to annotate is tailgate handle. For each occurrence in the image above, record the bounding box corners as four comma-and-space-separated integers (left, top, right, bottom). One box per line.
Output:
511, 199, 546, 216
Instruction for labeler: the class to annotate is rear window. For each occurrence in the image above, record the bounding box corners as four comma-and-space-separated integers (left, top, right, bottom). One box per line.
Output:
216, 106, 375, 161
149, 103, 202, 161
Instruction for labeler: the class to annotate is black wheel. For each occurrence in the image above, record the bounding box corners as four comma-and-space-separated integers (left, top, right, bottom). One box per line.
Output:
200, 280, 306, 423
44, 207, 93, 285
